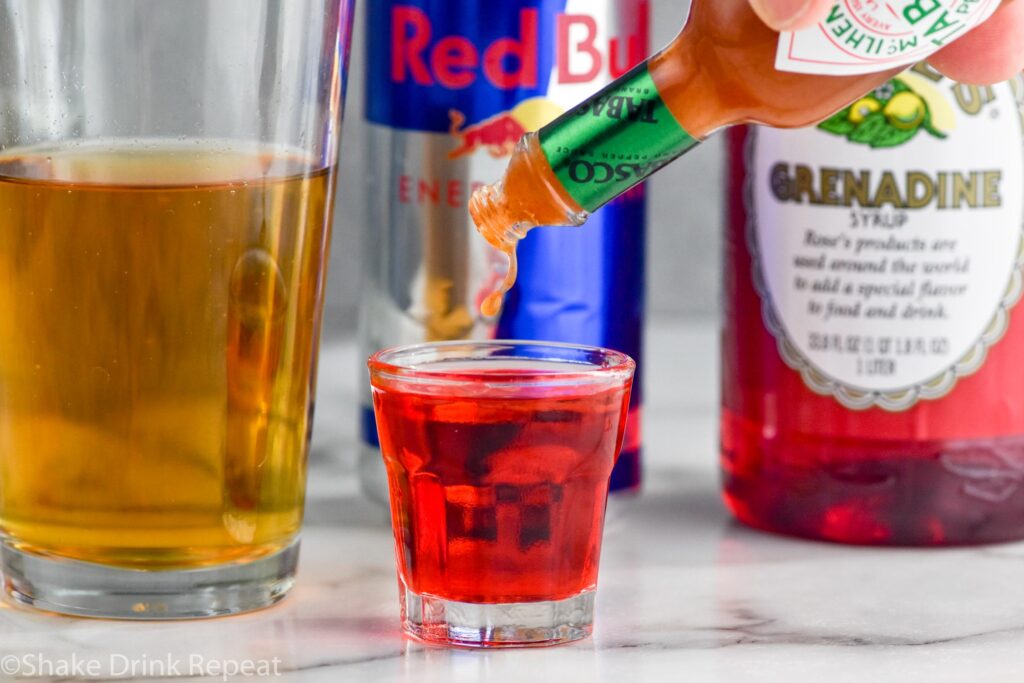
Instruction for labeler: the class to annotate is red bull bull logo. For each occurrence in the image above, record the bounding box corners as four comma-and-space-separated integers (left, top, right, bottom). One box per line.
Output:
447, 97, 566, 160
447, 110, 527, 160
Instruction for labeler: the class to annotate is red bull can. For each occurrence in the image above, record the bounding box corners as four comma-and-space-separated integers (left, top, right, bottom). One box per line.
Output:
359, 0, 649, 503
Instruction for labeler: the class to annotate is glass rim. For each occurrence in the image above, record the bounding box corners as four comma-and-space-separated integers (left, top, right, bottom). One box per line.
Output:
367, 340, 636, 389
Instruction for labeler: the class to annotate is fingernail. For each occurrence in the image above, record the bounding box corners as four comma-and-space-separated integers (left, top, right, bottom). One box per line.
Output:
749, 0, 816, 30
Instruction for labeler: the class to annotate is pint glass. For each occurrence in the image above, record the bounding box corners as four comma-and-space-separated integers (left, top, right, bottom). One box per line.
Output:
0, 0, 354, 618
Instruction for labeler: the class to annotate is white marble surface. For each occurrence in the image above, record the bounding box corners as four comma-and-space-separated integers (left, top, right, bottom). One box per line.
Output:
4, 321, 1024, 682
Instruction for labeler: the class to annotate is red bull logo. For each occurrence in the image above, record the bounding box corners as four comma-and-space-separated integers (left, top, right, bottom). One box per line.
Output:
447, 98, 565, 160
447, 111, 527, 160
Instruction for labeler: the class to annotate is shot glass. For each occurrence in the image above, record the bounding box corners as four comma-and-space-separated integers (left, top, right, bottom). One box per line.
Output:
368, 341, 635, 648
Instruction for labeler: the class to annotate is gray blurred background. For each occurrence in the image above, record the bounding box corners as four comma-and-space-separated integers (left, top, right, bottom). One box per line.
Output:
324, 0, 719, 338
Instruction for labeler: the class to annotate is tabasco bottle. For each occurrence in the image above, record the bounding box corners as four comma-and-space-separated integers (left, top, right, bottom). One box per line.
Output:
470, 0, 1001, 313
724, 65, 1024, 545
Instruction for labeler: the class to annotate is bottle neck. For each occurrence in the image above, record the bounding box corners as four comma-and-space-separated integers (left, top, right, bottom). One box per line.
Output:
535, 60, 700, 215
469, 134, 587, 253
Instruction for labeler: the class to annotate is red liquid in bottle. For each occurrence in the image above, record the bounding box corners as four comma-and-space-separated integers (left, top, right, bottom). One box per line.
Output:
722, 68, 1024, 545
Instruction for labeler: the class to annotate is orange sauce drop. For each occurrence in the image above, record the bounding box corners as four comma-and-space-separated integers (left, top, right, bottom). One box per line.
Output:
480, 244, 519, 318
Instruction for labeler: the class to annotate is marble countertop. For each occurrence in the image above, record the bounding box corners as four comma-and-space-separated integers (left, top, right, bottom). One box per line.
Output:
4, 321, 1024, 682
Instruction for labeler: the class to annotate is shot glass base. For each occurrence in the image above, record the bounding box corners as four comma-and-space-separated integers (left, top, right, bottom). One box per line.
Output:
1, 539, 299, 619
400, 582, 595, 648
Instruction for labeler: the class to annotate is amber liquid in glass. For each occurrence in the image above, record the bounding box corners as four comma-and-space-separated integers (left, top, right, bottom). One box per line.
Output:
0, 143, 333, 569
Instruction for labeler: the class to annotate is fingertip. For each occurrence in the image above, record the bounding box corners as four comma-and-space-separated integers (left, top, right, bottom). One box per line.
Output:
930, 1, 1024, 85
929, 52, 1024, 86
749, 0, 834, 31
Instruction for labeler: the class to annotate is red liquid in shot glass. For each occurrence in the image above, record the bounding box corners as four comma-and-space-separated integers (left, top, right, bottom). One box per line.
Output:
371, 363, 631, 604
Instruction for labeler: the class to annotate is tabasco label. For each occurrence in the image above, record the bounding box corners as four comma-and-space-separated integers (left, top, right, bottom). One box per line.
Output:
777, 0, 1000, 76
746, 65, 1024, 410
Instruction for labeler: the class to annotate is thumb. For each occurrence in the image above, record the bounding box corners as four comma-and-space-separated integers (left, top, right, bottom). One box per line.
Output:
748, 0, 834, 31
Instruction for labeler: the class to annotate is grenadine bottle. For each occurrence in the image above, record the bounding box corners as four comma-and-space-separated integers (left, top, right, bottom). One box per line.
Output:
722, 64, 1024, 545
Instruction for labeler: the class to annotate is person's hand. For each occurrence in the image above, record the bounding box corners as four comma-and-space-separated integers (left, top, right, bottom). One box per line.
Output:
749, 0, 1024, 84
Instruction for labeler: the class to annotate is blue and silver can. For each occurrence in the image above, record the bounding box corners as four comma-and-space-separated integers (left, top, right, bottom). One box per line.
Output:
358, 0, 648, 501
